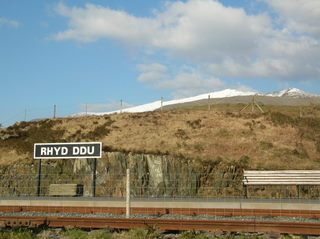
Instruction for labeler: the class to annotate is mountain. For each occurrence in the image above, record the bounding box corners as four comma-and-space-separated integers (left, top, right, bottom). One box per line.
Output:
265, 88, 319, 98
72, 88, 319, 117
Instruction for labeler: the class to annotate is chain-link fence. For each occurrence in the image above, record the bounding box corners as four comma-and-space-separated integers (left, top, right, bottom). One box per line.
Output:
1, 170, 320, 199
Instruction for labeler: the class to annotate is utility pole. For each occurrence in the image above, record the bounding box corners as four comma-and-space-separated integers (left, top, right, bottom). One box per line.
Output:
85, 104, 88, 116
53, 104, 56, 118
161, 97, 163, 111
120, 99, 123, 113
24, 109, 26, 121
208, 95, 211, 111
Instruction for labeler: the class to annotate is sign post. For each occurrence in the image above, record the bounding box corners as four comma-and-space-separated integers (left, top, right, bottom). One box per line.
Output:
34, 142, 102, 197
36, 159, 42, 196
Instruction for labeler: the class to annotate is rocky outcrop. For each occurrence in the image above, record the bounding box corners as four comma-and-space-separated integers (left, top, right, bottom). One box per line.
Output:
0, 152, 247, 198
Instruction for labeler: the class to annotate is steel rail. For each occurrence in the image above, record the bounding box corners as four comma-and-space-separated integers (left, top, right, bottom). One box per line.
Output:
0, 206, 319, 218
0, 215, 320, 235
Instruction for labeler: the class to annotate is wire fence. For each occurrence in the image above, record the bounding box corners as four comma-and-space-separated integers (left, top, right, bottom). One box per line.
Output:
1, 172, 320, 200
0, 102, 125, 128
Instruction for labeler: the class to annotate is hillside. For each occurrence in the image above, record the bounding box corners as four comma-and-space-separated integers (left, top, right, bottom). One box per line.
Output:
1, 103, 320, 170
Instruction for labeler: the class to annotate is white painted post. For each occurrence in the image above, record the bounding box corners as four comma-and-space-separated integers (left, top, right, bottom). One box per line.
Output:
126, 168, 130, 218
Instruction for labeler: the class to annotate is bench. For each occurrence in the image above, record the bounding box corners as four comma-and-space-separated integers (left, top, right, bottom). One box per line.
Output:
243, 170, 320, 198
49, 184, 83, 197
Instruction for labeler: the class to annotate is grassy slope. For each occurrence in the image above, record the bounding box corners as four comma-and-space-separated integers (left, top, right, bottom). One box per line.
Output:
1, 103, 320, 170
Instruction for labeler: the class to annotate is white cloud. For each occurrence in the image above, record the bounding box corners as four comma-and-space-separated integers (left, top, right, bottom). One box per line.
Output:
137, 63, 167, 73
0, 17, 19, 28
137, 63, 168, 82
137, 63, 225, 97
265, 0, 320, 37
54, 1, 270, 61
54, 0, 320, 86
54, 3, 158, 43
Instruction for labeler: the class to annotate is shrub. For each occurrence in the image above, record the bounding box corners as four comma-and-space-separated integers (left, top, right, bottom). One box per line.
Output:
259, 141, 273, 150
175, 129, 190, 140
269, 112, 296, 126
187, 119, 202, 129
84, 123, 112, 140
88, 229, 112, 239
61, 228, 88, 239
0, 228, 35, 239
216, 128, 231, 137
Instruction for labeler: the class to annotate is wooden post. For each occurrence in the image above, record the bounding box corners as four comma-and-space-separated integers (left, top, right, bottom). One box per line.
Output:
208, 95, 211, 111
92, 158, 97, 197
251, 97, 254, 112
299, 107, 302, 118
243, 184, 248, 199
36, 159, 42, 197
161, 97, 163, 111
53, 104, 56, 118
126, 168, 130, 218
24, 109, 27, 121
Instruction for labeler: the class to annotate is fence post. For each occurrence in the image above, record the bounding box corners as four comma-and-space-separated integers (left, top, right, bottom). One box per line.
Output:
92, 158, 97, 197
36, 159, 42, 196
296, 185, 300, 199
126, 168, 130, 218
53, 104, 56, 118
243, 184, 247, 199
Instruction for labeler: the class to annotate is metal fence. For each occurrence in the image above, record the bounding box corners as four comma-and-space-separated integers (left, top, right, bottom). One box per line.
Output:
1, 171, 320, 200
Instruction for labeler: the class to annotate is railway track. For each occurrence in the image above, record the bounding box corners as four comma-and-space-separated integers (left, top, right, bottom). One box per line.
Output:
1, 198, 320, 235
0, 205, 320, 218
1, 215, 320, 235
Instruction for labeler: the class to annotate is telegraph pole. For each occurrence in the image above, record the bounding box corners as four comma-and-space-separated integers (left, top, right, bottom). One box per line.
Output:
161, 97, 163, 111
53, 104, 56, 118
24, 109, 27, 121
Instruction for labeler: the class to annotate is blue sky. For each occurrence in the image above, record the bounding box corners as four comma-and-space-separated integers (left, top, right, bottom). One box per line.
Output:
1, 0, 320, 126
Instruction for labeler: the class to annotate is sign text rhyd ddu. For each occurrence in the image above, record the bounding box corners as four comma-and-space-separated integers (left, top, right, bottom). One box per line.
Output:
34, 142, 102, 159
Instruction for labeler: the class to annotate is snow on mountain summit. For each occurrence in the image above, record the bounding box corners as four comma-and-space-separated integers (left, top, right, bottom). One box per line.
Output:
71, 88, 318, 117
265, 88, 318, 98
164, 89, 257, 106
114, 89, 257, 113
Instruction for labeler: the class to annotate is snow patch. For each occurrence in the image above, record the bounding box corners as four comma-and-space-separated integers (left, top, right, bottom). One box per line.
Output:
71, 88, 318, 117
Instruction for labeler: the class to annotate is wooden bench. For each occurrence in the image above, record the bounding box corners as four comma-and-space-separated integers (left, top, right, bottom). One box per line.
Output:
49, 184, 83, 197
243, 170, 320, 198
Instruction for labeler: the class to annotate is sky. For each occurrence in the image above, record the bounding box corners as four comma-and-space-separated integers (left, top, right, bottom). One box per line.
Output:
1, 0, 320, 126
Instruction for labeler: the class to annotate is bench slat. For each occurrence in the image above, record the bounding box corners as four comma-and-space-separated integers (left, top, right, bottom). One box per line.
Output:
243, 170, 320, 186
243, 182, 320, 185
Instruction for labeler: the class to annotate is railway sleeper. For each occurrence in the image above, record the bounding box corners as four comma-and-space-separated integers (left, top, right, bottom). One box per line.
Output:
1, 219, 47, 228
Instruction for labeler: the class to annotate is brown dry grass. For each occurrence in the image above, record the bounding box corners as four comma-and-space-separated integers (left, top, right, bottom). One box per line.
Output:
0, 149, 28, 166
1, 104, 320, 169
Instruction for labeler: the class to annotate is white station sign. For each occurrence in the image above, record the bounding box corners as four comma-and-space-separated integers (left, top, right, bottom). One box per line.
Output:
34, 142, 102, 159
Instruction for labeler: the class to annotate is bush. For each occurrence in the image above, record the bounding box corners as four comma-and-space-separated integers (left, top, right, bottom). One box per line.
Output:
0, 228, 35, 239
61, 228, 88, 239
269, 112, 296, 126
89, 229, 112, 239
